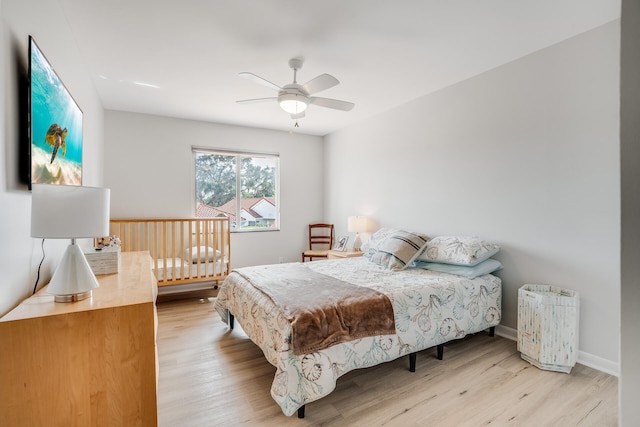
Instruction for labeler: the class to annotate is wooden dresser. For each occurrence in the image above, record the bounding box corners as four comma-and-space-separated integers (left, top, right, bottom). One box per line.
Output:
0, 251, 158, 426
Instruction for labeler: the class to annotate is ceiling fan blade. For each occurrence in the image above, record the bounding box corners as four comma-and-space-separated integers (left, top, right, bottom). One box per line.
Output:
309, 97, 355, 111
238, 72, 280, 91
236, 97, 277, 104
302, 73, 339, 95
291, 111, 305, 119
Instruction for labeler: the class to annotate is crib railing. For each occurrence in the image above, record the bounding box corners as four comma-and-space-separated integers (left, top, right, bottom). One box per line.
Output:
109, 218, 230, 286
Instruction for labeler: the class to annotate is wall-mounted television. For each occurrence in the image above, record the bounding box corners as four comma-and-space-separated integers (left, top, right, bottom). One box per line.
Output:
28, 35, 83, 186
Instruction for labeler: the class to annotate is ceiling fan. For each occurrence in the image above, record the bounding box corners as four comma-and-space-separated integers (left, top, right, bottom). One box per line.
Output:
236, 58, 355, 119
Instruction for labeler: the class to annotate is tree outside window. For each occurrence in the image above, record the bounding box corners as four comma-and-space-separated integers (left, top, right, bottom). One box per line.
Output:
194, 149, 279, 231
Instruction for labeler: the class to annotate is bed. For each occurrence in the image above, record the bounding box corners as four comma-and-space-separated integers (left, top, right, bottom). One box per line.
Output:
214, 231, 502, 417
110, 218, 230, 288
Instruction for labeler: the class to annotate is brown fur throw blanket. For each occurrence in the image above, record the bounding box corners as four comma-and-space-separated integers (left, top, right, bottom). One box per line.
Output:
234, 263, 396, 355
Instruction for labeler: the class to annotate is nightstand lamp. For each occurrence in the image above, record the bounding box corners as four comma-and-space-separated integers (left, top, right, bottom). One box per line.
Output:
347, 215, 368, 251
31, 184, 110, 302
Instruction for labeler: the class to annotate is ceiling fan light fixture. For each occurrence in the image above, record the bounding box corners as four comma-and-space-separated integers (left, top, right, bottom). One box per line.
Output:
279, 93, 308, 114
238, 58, 354, 118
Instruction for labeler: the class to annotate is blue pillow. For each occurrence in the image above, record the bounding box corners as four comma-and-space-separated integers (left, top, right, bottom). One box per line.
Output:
412, 258, 503, 279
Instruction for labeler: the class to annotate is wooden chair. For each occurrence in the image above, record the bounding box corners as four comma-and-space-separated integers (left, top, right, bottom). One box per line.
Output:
301, 223, 334, 262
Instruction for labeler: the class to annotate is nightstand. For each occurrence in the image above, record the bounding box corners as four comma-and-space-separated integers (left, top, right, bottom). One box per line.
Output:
327, 250, 364, 259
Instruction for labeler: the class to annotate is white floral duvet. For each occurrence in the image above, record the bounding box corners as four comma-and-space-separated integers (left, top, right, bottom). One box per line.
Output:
214, 257, 502, 416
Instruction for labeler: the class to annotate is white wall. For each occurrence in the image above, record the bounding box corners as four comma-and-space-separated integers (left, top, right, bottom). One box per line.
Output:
0, 0, 104, 316
620, 0, 640, 424
325, 21, 620, 373
104, 110, 324, 268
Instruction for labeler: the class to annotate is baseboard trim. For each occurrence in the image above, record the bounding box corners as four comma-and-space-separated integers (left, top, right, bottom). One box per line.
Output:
494, 325, 619, 377
577, 351, 620, 377
495, 324, 517, 341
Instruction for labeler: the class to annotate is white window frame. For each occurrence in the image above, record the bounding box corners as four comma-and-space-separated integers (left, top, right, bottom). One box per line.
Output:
192, 147, 280, 232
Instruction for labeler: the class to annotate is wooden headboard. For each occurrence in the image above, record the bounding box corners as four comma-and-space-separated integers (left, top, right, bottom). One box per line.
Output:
110, 218, 230, 287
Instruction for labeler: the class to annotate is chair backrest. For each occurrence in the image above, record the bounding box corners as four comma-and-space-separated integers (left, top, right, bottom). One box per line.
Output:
308, 223, 334, 250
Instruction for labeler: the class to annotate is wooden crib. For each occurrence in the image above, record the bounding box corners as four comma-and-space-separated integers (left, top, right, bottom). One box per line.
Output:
109, 218, 231, 288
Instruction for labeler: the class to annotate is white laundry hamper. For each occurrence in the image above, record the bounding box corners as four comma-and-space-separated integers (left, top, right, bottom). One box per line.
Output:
517, 284, 579, 373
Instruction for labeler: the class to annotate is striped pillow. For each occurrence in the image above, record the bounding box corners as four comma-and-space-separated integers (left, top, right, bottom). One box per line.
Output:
361, 227, 399, 258
369, 230, 430, 271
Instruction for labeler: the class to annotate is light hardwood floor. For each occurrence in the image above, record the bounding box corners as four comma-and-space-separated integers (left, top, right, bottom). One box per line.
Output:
156, 297, 618, 426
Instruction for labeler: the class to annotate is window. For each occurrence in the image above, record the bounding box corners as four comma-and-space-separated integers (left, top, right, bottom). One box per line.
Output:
193, 148, 279, 232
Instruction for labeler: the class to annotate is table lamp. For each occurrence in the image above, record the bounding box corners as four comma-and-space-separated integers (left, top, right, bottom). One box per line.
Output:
347, 216, 368, 251
31, 184, 111, 302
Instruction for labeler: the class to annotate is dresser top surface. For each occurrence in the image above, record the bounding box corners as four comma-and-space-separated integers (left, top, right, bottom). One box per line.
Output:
1, 251, 156, 322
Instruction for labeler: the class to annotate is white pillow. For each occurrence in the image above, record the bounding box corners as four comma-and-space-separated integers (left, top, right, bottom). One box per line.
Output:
361, 227, 399, 258
417, 236, 499, 266
412, 258, 503, 279
183, 246, 220, 263
369, 230, 430, 271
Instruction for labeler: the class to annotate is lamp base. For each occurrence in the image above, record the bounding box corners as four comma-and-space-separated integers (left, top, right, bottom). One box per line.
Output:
47, 242, 100, 303
54, 290, 93, 303
352, 233, 362, 252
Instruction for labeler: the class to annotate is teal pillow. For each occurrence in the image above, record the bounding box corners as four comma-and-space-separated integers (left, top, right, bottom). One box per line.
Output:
412, 258, 503, 279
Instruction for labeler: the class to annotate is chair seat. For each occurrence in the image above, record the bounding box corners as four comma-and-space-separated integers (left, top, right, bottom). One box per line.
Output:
303, 249, 329, 257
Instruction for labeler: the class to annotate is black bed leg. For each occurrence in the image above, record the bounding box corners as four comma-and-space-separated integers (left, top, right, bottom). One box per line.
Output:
298, 405, 305, 418
436, 344, 444, 360
409, 352, 417, 372
489, 326, 495, 337
228, 312, 234, 329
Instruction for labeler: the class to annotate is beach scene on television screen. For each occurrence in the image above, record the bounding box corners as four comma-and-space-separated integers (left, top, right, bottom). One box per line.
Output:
30, 40, 82, 186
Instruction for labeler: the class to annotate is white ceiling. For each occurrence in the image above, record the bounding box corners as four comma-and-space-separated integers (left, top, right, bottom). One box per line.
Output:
58, 0, 620, 136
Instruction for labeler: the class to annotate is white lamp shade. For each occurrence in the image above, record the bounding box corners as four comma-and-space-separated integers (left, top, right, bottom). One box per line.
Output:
31, 184, 110, 301
31, 184, 110, 238
347, 216, 368, 233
